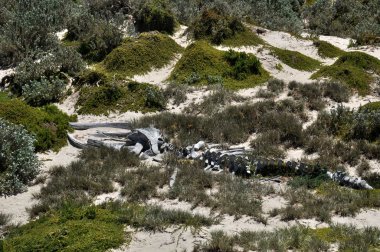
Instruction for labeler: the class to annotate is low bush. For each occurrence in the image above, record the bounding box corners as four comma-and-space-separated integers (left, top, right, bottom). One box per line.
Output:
118, 165, 173, 202
76, 82, 166, 115
135, 0, 176, 34
30, 147, 140, 216
277, 183, 380, 221
267, 78, 285, 93
3, 200, 215, 251
3, 205, 126, 252
250, 131, 286, 159
136, 99, 306, 146
198, 225, 380, 252
0, 119, 40, 196
168, 158, 272, 222
288, 81, 325, 110
190, 7, 264, 46
313, 40, 344, 58
163, 83, 190, 105
22, 76, 66, 106
0, 212, 11, 226
10, 47, 84, 100
184, 85, 245, 115
66, 13, 123, 62
321, 81, 351, 102
102, 32, 182, 78
0, 99, 76, 151
305, 0, 380, 46
270, 47, 321, 71
224, 50, 261, 80
170, 41, 270, 89
312, 52, 380, 95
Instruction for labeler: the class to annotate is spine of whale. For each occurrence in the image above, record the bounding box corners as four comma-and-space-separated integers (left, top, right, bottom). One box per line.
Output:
197, 149, 373, 190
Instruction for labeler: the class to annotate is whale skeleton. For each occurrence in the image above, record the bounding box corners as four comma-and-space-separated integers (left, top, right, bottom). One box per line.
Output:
67, 122, 374, 190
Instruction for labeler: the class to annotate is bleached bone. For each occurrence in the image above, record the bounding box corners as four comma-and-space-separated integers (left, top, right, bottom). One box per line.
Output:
70, 122, 131, 130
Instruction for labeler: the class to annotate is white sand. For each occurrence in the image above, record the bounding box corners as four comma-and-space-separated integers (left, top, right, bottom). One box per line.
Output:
319, 35, 380, 59
132, 55, 181, 85
56, 29, 68, 41
170, 25, 191, 48
0, 68, 14, 82
258, 29, 332, 64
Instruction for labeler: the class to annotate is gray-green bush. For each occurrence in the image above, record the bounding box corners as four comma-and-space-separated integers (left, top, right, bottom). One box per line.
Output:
0, 119, 40, 196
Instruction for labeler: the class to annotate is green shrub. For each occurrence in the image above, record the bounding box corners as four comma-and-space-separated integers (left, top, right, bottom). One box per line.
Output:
199, 225, 380, 252
0, 99, 76, 151
305, 0, 380, 46
77, 82, 166, 115
267, 78, 285, 93
190, 7, 264, 46
322, 81, 351, 102
10, 47, 84, 100
224, 50, 261, 80
312, 52, 380, 95
102, 32, 182, 78
313, 40, 344, 58
66, 13, 123, 62
294, 82, 325, 110
22, 76, 66, 106
0, 212, 11, 226
163, 83, 189, 105
0, 0, 73, 67
360, 101, 380, 112
3, 205, 126, 252
250, 131, 286, 159
30, 147, 140, 216
0, 119, 40, 196
135, 0, 176, 34
136, 100, 306, 145
184, 85, 244, 115
170, 41, 270, 89
270, 46, 322, 71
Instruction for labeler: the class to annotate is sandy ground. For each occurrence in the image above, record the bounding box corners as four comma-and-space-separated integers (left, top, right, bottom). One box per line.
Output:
0, 68, 14, 82
318, 35, 380, 59
132, 55, 181, 85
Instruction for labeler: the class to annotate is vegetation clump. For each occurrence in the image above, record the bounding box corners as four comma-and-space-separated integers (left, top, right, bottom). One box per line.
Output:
0, 99, 76, 151
274, 183, 380, 221
135, 0, 177, 34
197, 225, 380, 251
270, 47, 322, 71
170, 41, 269, 89
76, 82, 166, 115
102, 32, 183, 78
312, 51, 380, 95
9, 47, 84, 105
2, 201, 215, 252
0, 119, 40, 196
190, 7, 264, 46
305, 0, 380, 46
313, 40, 344, 58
